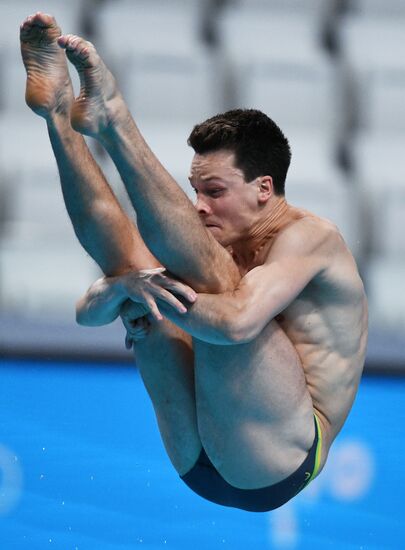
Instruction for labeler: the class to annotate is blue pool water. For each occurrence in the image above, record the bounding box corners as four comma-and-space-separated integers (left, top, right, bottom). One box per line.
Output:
0, 359, 404, 549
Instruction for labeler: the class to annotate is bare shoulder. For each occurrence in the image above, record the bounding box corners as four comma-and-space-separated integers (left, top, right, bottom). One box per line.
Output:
267, 211, 346, 260
269, 210, 365, 298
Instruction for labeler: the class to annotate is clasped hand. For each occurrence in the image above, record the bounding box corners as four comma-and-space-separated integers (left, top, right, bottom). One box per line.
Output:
118, 268, 197, 348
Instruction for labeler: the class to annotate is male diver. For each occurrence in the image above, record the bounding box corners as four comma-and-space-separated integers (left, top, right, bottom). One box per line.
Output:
20, 13, 368, 511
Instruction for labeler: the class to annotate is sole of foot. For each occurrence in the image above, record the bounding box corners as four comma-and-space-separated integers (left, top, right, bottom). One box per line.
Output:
20, 12, 73, 118
58, 33, 121, 138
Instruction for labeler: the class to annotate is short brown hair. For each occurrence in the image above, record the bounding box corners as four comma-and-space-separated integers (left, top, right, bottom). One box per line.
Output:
188, 109, 291, 195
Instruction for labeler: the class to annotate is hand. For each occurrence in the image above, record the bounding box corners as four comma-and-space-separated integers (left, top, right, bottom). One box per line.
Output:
119, 267, 197, 322
120, 300, 151, 349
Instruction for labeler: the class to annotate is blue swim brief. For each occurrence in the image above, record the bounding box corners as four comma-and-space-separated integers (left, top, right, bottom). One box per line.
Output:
180, 414, 322, 512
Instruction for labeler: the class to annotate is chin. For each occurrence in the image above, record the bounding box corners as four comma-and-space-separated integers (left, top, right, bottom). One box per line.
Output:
207, 227, 225, 245
217, 234, 234, 247
207, 226, 235, 247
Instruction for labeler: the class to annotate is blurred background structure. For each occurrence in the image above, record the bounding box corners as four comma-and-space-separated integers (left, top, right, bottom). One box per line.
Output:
0, 0, 404, 368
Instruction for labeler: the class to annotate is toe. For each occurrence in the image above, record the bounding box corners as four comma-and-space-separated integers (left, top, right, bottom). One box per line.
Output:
31, 12, 55, 27
78, 47, 90, 60
66, 35, 80, 50
57, 35, 67, 47
58, 34, 76, 48
20, 15, 34, 33
21, 12, 61, 43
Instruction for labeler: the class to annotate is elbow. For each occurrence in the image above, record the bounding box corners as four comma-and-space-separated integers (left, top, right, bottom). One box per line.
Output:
224, 307, 271, 344
75, 301, 96, 327
224, 296, 277, 343
75, 299, 85, 325
221, 292, 264, 344
76, 310, 103, 327
224, 317, 257, 345
227, 328, 256, 345
76, 306, 89, 326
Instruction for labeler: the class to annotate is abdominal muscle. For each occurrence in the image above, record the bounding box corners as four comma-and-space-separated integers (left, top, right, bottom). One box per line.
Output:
276, 296, 367, 470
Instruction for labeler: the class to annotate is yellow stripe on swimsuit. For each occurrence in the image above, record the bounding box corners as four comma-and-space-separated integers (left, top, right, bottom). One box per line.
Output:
307, 413, 323, 483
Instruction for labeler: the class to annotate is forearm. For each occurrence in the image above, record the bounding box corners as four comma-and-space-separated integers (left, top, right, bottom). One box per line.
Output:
159, 290, 246, 345
47, 113, 153, 276
76, 276, 128, 326
164, 264, 293, 344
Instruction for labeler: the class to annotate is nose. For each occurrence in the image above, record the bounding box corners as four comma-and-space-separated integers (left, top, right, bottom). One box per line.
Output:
195, 195, 212, 216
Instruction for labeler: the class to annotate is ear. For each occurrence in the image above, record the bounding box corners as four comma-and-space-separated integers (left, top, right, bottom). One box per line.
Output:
257, 176, 274, 204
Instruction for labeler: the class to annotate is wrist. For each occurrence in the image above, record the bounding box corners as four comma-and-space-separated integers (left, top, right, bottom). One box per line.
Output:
109, 276, 129, 300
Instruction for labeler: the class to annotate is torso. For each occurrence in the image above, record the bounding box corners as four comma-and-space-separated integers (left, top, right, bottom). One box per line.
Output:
247, 209, 368, 450
274, 253, 367, 442
193, 207, 368, 485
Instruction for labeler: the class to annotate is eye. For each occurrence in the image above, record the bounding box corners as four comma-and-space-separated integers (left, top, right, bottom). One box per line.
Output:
208, 189, 224, 197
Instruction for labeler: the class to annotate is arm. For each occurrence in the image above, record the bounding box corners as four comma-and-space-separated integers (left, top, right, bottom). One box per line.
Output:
160, 220, 332, 344
76, 276, 130, 326
76, 268, 197, 326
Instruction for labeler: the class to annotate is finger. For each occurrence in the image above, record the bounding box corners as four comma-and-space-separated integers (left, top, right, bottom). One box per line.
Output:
121, 315, 133, 332
153, 287, 189, 314
125, 333, 133, 350
156, 275, 197, 302
130, 327, 148, 340
121, 299, 149, 319
139, 316, 151, 330
130, 317, 145, 328
128, 318, 148, 335
144, 296, 163, 322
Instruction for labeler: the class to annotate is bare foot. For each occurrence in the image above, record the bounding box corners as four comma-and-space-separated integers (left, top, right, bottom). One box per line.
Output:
20, 12, 73, 118
58, 34, 123, 138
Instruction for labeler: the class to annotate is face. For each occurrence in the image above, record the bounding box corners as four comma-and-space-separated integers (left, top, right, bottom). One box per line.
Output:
188, 150, 262, 246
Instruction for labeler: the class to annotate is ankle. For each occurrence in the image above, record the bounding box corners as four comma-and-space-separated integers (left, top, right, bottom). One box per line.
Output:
46, 111, 73, 131
98, 96, 133, 143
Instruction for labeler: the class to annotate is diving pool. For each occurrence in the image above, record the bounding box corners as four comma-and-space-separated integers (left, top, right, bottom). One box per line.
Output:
0, 359, 403, 549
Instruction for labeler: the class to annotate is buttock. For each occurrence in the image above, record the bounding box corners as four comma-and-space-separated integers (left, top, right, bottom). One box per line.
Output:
180, 414, 322, 512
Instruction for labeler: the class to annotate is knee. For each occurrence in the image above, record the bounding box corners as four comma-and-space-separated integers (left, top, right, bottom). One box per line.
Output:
191, 263, 240, 294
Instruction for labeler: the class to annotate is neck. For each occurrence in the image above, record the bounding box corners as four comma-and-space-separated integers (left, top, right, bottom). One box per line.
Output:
247, 196, 290, 245
232, 197, 301, 267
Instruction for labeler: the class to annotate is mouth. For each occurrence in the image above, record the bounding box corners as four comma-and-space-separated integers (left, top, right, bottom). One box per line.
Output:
205, 225, 221, 232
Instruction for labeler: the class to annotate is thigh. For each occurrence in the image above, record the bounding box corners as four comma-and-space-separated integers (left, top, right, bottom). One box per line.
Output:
134, 318, 202, 476
193, 319, 315, 489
